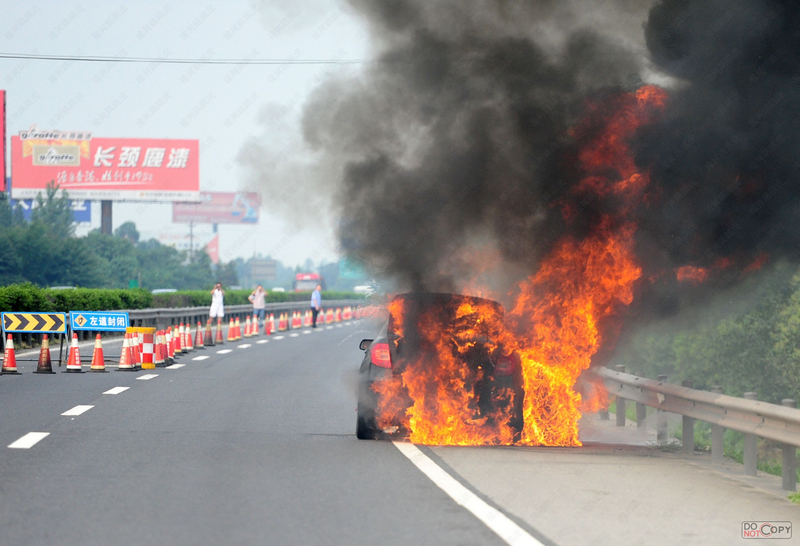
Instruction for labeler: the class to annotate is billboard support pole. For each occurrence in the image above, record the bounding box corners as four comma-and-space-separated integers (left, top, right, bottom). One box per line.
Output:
101, 201, 112, 235
189, 221, 194, 263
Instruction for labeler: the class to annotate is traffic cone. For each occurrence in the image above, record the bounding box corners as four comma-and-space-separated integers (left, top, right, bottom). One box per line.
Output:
336, 308, 341, 322
196, 321, 205, 349
34, 334, 55, 374
252, 314, 259, 337
244, 316, 252, 337
117, 333, 135, 371
65, 332, 84, 373
215, 318, 224, 345
131, 333, 142, 368
235, 317, 242, 340
154, 331, 165, 367
318, 309, 325, 325
166, 328, 175, 363
267, 314, 274, 335
90, 334, 107, 372
227, 317, 236, 341
175, 324, 183, 354
204, 320, 214, 347
185, 325, 194, 351
2, 334, 20, 374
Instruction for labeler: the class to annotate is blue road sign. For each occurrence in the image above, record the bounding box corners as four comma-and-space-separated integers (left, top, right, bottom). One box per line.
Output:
9, 198, 91, 223
70, 311, 129, 331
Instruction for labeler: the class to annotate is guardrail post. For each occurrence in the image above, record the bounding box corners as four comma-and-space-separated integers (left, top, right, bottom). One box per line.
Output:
615, 365, 626, 426
657, 374, 668, 441
635, 371, 647, 427
681, 379, 694, 453
744, 392, 758, 476
710, 386, 725, 465
782, 399, 797, 491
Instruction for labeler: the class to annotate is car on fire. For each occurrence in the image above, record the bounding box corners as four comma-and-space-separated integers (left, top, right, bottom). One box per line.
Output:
356, 292, 524, 440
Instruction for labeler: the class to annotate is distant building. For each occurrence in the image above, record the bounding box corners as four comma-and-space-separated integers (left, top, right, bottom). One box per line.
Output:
245, 258, 277, 287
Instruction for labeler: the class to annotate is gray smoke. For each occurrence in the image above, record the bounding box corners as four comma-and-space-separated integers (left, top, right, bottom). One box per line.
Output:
301, 0, 653, 293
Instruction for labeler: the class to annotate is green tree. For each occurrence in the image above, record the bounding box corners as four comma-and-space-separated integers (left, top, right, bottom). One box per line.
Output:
114, 221, 140, 243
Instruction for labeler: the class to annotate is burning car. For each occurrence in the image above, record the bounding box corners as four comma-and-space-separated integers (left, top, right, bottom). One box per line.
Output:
356, 293, 524, 443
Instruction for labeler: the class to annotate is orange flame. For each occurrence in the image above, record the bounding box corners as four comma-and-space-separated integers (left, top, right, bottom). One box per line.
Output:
374, 85, 668, 446
675, 265, 709, 285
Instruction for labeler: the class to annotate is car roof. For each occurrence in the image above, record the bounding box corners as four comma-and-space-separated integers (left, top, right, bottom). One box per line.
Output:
391, 292, 504, 313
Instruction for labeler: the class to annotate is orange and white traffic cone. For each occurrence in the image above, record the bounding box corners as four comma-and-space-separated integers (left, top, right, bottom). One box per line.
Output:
153, 331, 165, 367
185, 324, 194, 351
117, 333, 135, 371
244, 316, 251, 338
174, 324, 183, 354
216, 318, 224, 345
227, 317, 236, 341
34, 334, 55, 374
196, 321, 205, 349
132, 333, 142, 369
235, 317, 242, 340
252, 314, 259, 337
2, 334, 20, 375
318, 309, 325, 325
167, 328, 176, 364
266, 314, 274, 335
65, 332, 84, 373
90, 334, 107, 372
204, 319, 214, 347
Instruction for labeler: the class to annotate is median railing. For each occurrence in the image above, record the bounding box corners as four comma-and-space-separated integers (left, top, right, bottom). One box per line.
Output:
596, 365, 800, 491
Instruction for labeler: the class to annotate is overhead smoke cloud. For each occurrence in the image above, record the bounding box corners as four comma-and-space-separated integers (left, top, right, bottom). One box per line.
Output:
301, 0, 652, 294
249, 0, 800, 308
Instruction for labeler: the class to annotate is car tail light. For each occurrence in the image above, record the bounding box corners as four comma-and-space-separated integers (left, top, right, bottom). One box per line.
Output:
495, 353, 518, 376
370, 342, 392, 368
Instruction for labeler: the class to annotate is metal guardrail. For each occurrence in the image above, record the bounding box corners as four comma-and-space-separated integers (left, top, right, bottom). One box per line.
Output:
597, 366, 800, 491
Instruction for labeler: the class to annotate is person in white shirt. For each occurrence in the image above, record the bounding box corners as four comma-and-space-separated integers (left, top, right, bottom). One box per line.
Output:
209, 282, 225, 320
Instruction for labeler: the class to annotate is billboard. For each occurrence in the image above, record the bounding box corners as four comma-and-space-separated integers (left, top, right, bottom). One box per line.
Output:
10, 129, 200, 202
9, 197, 91, 223
1, 91, 5, 191
172, 191, 260, 224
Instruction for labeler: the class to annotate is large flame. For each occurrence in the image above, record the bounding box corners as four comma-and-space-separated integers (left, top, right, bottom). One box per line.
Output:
374, 85, 668, 446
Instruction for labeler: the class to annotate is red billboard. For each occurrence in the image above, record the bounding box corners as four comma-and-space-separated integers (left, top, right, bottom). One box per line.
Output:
1, 91, 6, 191
10, 131, 199, 201
172, 191, 260, 224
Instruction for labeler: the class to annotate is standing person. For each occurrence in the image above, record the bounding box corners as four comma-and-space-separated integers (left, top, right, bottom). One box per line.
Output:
248, 284, 266, 327
311, 284, 322, 328
209, 282, 225, 323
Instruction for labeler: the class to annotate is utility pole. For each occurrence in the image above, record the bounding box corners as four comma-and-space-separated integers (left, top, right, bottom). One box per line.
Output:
101, 201, 112, 235
189, 221, 194, 263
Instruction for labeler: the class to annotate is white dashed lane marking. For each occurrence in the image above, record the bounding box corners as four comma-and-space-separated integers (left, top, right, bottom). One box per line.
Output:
290, 333, 300, 338
61, 405, 94, 416
137, 374, 158, 380
326, 326, 334, 330
8, 432, 49, 449
273, 336, 285, 340
103, 386, 129, 395
166, 364, 185, 369
238, 344, 251, 349
192, 356, 210, 361
217, 349, 232, 354
257, 340, 268, 344
302, 330, 311, 335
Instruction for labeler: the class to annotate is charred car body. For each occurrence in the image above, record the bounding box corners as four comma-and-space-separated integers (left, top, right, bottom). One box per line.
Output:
356, 293, 524, 441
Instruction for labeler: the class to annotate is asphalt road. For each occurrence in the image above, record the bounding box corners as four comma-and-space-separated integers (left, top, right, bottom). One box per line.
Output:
0, 322, 510, 546
2, 321, 797, 546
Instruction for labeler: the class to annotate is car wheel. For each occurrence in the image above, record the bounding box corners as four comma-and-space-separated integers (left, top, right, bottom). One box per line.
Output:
356, 404, 378, 440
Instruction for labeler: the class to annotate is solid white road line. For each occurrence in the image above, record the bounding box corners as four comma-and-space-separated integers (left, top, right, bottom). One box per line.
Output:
61, 405, 94, 416
238, 344, 252, 349
8, 432, 50, 449
273, 336, 285, 340
166, 363, 185, 369
257, 340, 268, 344
217, 349, 232, 354
192, 356, 210, 361
137, 374, 158, 380
290, 333, 300, 338
103, 386, 130, 395
392, 442, 544, 546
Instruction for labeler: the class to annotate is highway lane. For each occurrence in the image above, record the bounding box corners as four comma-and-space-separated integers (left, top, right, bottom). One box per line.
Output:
0, 323, 509, 546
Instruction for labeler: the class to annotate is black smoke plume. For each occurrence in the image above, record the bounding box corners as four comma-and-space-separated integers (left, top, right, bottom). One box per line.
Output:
300, 0, 800, 304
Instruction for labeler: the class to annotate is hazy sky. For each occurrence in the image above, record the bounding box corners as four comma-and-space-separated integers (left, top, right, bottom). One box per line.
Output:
1, 0, 368, 266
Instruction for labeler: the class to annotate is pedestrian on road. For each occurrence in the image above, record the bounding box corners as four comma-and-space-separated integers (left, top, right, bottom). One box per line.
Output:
249, 284, 266, 326
311, 284, 322, 328
209, 282, 225, 322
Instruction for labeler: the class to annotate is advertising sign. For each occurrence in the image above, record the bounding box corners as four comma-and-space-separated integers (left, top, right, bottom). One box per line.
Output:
10, 128, 200, 202
1, 91, 5, 190
172, 192, 260, 224
9, 198, 91, 223
70, 311, 129, 332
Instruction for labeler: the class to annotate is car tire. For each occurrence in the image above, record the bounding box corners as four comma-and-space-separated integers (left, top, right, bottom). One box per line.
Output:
356, 405, 378, 440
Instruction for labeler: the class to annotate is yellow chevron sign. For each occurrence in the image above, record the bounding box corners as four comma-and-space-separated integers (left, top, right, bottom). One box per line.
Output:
2, 313, 66, 333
